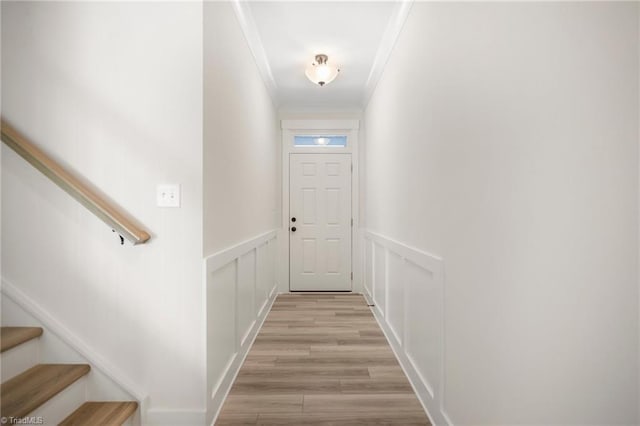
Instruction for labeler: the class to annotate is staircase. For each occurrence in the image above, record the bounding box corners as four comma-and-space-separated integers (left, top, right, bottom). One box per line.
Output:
1, 327, 138, 425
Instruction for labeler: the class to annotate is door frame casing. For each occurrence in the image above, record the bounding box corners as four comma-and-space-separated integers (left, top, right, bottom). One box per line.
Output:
280, 119, 360, 293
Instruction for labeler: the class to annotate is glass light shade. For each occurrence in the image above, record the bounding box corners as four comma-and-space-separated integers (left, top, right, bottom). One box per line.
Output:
305, 54, 340, 87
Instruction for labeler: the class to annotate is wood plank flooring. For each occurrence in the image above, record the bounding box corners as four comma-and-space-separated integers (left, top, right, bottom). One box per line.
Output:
216, 294, 430, 425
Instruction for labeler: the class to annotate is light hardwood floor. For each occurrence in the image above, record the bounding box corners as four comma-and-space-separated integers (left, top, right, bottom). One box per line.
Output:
216, 294, 431, 425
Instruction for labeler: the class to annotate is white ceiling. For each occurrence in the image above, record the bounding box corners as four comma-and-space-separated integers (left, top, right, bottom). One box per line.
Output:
235, 1, 409, 111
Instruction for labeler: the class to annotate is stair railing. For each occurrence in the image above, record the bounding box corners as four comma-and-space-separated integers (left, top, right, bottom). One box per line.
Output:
1, 119, 150, 245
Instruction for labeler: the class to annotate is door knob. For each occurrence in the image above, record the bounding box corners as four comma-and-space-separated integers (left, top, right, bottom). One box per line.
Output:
291, 217, 296, 222
291, 226, 297, 232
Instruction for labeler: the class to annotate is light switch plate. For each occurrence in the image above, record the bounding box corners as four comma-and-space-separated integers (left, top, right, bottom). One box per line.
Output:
157, 184, 180, 207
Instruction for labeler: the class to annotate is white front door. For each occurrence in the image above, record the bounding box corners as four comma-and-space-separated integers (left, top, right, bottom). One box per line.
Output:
289, 153, 352, 291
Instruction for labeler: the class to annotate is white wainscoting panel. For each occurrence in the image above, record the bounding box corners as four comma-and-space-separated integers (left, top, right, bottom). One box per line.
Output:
386, 251, 405, 347
237, 250, 257, 348
363, 240, 374, 304
405, 259, 440, 399
205, 230, 278, 426
255, 242, 273, 318
206, 262, 237, 395
362, 230, 449, 426
373, 242, 386, 317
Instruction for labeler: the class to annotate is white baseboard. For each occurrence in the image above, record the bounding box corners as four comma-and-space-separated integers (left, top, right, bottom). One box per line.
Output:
1, 278, 149, 423
144, 409, 206, 426
362, 285, 374, 306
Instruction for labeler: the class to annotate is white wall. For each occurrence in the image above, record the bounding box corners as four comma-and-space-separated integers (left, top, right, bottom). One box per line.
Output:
1, 1, 205, 419
203, 3, 280, 424
364, 2, 639, 424
203, 2, 279, 257
638, 6, 640, 422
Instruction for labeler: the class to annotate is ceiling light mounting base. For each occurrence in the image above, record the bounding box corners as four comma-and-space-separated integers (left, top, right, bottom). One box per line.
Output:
315, 54, 328, 65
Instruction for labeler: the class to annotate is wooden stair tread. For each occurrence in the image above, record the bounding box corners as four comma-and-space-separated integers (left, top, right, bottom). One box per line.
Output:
1, 327, 43, 352
60, 401, 138, 426
1, 364, 90, 419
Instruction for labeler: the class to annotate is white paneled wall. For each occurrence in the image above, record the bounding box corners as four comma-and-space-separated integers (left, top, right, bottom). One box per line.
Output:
205, 231, 278, 425
362, 230, 447, 425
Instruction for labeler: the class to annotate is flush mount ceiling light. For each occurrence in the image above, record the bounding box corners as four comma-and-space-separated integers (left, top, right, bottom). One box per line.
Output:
305, 54, 340, 87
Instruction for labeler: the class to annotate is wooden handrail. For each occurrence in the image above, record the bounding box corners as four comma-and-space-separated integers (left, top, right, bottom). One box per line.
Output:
1, 119, 150, 245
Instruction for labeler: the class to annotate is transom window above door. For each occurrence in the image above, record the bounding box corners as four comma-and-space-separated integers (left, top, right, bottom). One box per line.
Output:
294, 135, 347, 147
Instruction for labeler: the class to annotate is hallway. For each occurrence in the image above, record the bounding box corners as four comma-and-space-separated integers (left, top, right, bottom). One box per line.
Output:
216, 294, 430, 425
1, 1, 639, 424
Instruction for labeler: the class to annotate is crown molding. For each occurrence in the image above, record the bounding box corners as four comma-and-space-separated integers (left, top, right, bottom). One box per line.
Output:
231, 0, 279, 106
362, 0, 414, 108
